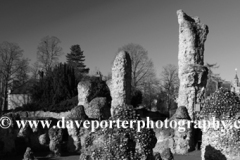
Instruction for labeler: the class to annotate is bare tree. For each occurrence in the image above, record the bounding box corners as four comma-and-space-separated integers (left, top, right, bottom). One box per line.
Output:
30, 61, 41, 80
37, 36, 63, 72
15, 58, 30, 84
161, 64, 179, 98
0, 41, 30, 111
117, 43, 155, 90
142, 74, 160, 109
204, 63, 220, 96
160, 64, 179, 114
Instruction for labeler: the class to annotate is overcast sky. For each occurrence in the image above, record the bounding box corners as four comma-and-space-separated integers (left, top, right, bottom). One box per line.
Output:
1, 0, 240, 81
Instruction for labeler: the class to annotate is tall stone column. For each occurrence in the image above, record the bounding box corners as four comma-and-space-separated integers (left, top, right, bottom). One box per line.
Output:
177, 10, 209, 120
111, 51, 132, 116
176, 10, 209, 154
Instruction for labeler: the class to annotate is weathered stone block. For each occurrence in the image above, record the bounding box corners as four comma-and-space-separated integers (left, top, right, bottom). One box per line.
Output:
111, 51, 132, 116
86, 97, 111, 120
78, 81, 93, 106
22, 147, 36, 160
161, 148, 174, 160
48, 127, 63, 157
177, 9, 209, 119
200, 88, 240, 160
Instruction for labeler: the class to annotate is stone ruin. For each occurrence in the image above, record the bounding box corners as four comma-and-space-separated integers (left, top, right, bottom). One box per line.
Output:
176, 10, 240, 160
0, 106, 88, 157
78, 51, 161, 160
175, 9, 209, 154
200, 88, 240, 160
22, 147, 36, 160
110, 51, 132, 116
177, 9, 209, 120
3, 9, 238, 160
0, 51, 161, 160
77, 77, 111, 120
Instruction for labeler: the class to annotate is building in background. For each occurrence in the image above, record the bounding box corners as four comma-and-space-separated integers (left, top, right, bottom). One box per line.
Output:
7, 81, 32, 110
231, 69, 240, 95
8, 90, 31, 110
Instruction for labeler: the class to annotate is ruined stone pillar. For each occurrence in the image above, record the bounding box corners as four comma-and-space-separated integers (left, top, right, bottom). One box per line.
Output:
176, 10, 209, 154
177, 10, 209, 120
77, 81, 92, 107
111, 51, 132, 116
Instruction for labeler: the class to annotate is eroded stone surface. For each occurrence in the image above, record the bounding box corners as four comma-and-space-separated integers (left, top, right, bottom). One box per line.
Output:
67, 126, 81, 153
87, 97, 111, 120
48, 128, 63, 157
39, 133, 49, 146
67, 105, 88, 120
161, 148, 174, 160
80, 105, 157, 160
111, 51, 132, 116
77, 80, 93, 106
66, 105, 88, 153
170, 106, 192, 155
177, 9, 209, 119
176, 10, 209, 154
200, 88, 240, 160
22, 147, 36, 160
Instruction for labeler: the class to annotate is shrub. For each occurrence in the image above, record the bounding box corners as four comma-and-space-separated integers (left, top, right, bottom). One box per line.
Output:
131, 89, 142, 108
200, 88, 240, 120
82, 75, 112, 104
30, 63, 78, 107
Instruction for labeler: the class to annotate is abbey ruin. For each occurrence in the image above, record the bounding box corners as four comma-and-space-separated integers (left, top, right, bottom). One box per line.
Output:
0, 9, 240, 160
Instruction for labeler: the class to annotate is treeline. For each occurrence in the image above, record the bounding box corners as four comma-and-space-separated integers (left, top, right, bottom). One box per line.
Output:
0, 36, 90, 112
0, 36, 228, 116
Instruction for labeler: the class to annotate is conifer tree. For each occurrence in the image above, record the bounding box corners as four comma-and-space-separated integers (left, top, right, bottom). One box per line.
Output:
66, 45, 89, 76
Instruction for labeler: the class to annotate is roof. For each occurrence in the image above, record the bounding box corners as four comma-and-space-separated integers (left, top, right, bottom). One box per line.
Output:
10, 80, 35, 94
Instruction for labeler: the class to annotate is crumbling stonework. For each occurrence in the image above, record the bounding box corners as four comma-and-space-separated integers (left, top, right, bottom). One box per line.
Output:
22, 147, 36, 160
161, 148, 174, 160
0, 110, 82, 155
66, 105, 88, 153
111, 51, 132, 116
67, 105, 88, 120
17, 123, 32, 138
176, 10, 209, 154
80, 105, 157, 160
153, 127, 175, 155
153, 152, 162, 160
154, 106, 191, 155
87, 97, 111, 120
77, 80, 93, 106
48, 127, 63, 157
67, 126, 81, 153
200, 88, 240, 160
77, 77, 111, 118
38, 133, 49, 146
171, 106, 191, 155
177, 9, 209, 120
